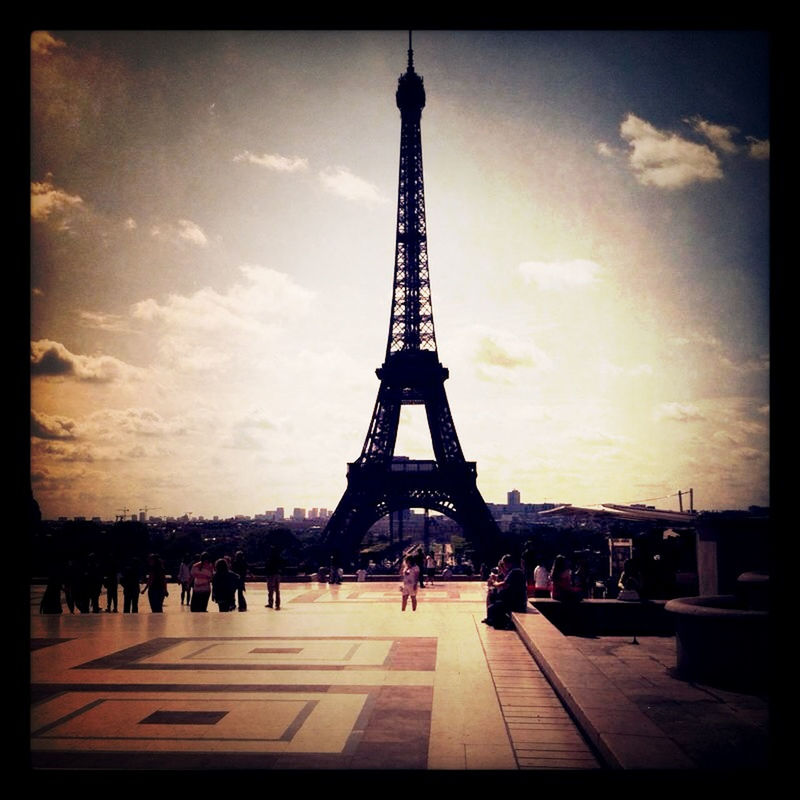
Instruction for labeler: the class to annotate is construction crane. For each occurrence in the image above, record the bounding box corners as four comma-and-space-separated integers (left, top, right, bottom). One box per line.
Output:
115, 507, 130, 522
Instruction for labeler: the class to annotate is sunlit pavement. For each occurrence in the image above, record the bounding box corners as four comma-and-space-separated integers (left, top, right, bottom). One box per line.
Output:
30, 581, 770, 773
29, 580, 600, 771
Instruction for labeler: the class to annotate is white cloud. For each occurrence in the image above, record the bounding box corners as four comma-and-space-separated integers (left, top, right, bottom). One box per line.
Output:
597, 360, 653, 377
669, 331, 722, 349
318, 166, 387, 205
150, 219, 209, 248
518, 259, 602, 291
31, 410, 77, 440
686, 116, 739, 153
31, 177, 84, 222
130, 265, 315, 374
124, 217, 137, 230
31, 31, 66, 55
31, 339, 145, 383
654, 402, 705, 423
620, 113, 722, 189
596, 141, 617, 157
746, 136, 770, 160
719, 354, 769, 374
78, 311, 131, 333
233, 151, 309, 172
85, 407, 188, 439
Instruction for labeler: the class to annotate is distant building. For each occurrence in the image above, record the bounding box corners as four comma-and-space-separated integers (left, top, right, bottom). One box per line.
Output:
293, 507, 306, 521
275, 507, 285, 521
508, 489, 521, 507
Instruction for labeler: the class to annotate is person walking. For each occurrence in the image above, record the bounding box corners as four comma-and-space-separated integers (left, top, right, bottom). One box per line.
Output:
190, 553, 214, 612
425, 552, 436, 585
141, 553, 168, 612
400, 556, 420, 612
264, 546, 282, 610
177, 554, 193, 606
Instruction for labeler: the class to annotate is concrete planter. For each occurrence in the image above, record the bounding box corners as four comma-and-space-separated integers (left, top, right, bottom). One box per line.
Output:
665, 594, 768, 690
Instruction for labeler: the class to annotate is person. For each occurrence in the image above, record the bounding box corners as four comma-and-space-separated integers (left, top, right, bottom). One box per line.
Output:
86, 553, 104, 613
232, 550, 248, 611
63, 559, 77, 613
141, 553, 168, 612
550, 555, 581, 604
72, 557, 91, 614
190, 553, 214, 612
425, 552, 436, 585
415, 550, 425, 588
400, 556, 420, 611
532, 562, 552, 598
329, 555, 341, 584
483, 555, 527, 629
212, 558, 238, 612
265, 546, 282, 610
104, 557, 119, 612
40, 572, 63, 614
177, 554, 193, 606
617, 559, 642, 601
120, 558, 141, 613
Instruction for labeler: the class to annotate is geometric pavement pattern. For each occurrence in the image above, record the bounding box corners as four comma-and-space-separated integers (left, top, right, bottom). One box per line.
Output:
30, 582, 606, 770
31, 635, 435, 770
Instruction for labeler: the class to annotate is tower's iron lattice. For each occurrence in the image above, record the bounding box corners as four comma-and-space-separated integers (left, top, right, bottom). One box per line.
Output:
321, 38, 500, 563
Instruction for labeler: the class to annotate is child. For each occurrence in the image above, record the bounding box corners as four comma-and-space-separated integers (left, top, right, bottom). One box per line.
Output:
400, 556, 420, 611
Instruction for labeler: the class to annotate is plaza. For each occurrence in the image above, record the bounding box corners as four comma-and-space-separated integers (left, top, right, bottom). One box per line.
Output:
29, 580, 770, 774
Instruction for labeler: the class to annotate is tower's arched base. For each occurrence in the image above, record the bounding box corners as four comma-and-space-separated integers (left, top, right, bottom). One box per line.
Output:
322, 459, 499, 565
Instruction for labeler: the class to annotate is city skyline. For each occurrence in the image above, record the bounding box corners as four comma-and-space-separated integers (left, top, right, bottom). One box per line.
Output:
31, 30, 769, 521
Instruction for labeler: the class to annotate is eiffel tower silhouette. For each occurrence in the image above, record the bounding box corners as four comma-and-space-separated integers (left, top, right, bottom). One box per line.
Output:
322, 35, 500, 565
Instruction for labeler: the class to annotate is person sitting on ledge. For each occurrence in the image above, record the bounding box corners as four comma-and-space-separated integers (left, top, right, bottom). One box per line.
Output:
549, 555, 582, 604
482, 555, 527, 629
617, 559, 642, 602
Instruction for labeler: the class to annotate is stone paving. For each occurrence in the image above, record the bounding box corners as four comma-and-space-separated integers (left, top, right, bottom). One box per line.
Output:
29, 581, 600, 772
29, 581, 772, 774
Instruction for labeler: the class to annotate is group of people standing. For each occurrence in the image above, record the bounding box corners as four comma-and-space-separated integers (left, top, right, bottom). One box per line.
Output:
176, 551, 250, 612
40, 549, 261, 615
39, 553, 171, 615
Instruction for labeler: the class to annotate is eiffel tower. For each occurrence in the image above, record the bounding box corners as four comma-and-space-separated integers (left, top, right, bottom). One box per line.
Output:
322, 35, 500, 565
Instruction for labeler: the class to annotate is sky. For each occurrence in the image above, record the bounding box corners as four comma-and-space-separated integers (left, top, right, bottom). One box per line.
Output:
30, 29, 770, 521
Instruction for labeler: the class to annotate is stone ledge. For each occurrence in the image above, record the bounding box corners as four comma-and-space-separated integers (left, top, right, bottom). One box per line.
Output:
512, 610, 695, 769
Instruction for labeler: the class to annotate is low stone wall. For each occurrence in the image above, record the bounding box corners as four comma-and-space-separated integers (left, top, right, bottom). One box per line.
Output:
530, 598, 673, 636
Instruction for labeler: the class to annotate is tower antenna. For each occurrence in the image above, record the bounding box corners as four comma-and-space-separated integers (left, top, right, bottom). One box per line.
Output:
408, 30, 414, 71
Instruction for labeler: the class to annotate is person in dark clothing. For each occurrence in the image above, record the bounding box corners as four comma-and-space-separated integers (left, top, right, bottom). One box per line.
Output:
40, 572, 63, 614
212, 558, 238, 612
482, 555, 527, 629
232, 550, 248, 611
120, 558, 142, 613
86, 553, 104, 613
141, 553, 168, 612
104, 557, 119, 612
265, 546, 283, 609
